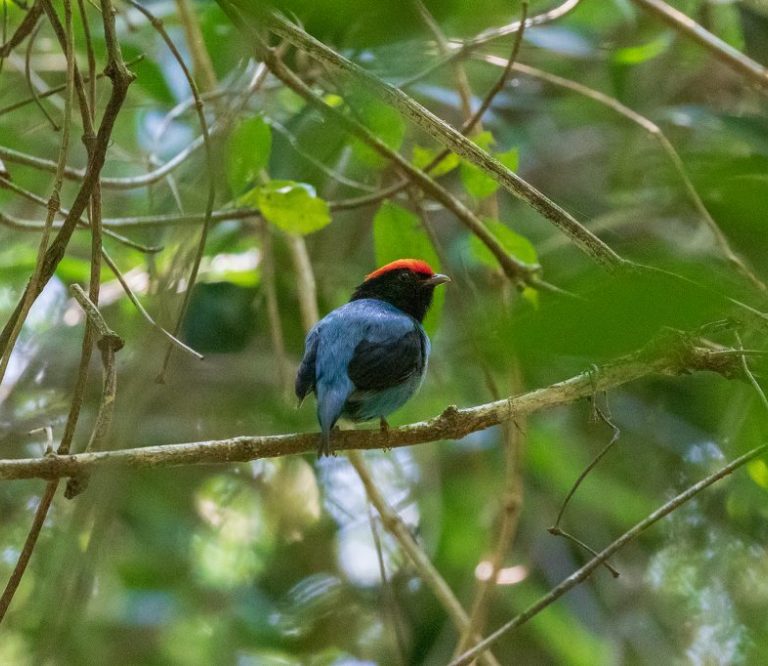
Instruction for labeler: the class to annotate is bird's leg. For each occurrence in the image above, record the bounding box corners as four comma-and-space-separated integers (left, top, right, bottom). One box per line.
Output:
318, 426, 340, 458
379, 417, 391, 452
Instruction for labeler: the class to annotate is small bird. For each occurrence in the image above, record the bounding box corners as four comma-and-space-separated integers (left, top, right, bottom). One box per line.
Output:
296, 259, 450, 456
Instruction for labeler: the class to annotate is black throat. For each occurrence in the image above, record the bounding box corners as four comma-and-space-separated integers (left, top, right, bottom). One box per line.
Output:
350, 271, 435, 323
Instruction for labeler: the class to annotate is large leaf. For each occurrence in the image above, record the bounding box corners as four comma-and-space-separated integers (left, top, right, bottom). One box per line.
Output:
250, 181, 331, 235
412, 144, 460, 178
373, 201, 444, 335
460, 132, 518, 199
349, 91, 406, 167
469, 218, 538, 267
227, 116, 272, 195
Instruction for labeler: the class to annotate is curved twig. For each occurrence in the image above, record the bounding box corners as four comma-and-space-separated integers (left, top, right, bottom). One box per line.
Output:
449, 442, 768, 666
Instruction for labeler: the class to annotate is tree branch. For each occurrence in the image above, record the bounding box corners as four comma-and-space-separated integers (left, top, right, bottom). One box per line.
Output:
255, 7, 624, 270
0, 335, 744, 482
449, 442, 768, 666
631, 0, 768, 91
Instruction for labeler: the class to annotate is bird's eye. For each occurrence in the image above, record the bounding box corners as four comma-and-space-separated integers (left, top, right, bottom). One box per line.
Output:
399, 272, 410, 282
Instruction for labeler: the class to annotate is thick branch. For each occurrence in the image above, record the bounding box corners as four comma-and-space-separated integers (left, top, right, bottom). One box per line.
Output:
0, 337, 742, 482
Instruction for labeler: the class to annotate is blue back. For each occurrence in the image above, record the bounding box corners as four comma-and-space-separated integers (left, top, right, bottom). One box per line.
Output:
297, 299, 430, 437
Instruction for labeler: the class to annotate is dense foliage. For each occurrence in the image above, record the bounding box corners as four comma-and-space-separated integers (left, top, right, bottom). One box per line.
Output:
1, 0, 767, 663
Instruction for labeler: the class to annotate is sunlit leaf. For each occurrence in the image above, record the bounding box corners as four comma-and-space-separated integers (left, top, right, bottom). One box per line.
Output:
412, 144, 460, 177
277, 87, 306, 114
748, 459, 768, 490
227, 115, 272, 195
469, 218, 538, 267
253, 180, 331, 235
612, 33, 672, 65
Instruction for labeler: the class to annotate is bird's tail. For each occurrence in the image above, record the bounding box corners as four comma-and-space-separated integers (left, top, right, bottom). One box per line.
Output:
316, 381, 350, 458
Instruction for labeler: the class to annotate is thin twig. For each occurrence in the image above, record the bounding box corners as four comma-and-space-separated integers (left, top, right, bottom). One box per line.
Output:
64, 285, 124, 498
348, 450, 501, 666
367, 504, 407, 666
25, 19, 60, 129
399, 0, 582, 87
631, 0, 768, 91
124, 0, 215, 381
259, 220, 291, 393
0, 54, 143, 117
449, 443, 768, 666
0, 0, 43, 57
101, 249, 204, 360
0, 176, 164, 252
552, 406, 621, 529
285, 233, 319, 333
173, 0, 217, 92
478, 56, 767, 294
257, 8, 625, 271
735, 331, 768, 413
0, 136, 205, 190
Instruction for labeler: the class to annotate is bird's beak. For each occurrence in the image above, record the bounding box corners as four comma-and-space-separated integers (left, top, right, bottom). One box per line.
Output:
424, 273, 451, 287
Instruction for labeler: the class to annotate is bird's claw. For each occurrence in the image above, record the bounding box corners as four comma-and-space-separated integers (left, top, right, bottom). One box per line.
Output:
379, 417, 391, 452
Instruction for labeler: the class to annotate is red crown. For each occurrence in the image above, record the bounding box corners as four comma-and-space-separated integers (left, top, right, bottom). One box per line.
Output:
366, 259, 435, 281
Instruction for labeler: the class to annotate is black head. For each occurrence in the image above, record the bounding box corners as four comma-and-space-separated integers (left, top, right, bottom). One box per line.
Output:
350, 259, 451, 322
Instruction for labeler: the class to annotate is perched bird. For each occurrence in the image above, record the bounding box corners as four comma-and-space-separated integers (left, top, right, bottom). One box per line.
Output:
296, 259, 450, 456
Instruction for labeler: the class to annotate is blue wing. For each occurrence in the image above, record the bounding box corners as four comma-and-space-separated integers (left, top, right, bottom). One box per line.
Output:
295, 326, 320, 404
309, 299, 425, 441
347, 327, 425, 390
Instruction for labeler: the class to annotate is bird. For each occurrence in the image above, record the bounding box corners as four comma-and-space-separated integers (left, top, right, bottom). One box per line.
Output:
295, 258, 450, 456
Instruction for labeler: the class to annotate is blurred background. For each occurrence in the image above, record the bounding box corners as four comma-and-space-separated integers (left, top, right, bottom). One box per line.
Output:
1, 0, 768, 663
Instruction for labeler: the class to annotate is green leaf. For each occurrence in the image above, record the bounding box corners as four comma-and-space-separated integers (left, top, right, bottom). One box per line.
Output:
227, 116, 272, 195
373, 201, 444, 334
496, 147, 519, 172
748, 459, 768, 490
255, 181, 331, 235
412, 144, 460, 177
460, 162, 499, 199
276, 88, 306, 114
471, 130, 496, 151
459, 133, 518, 199
612, 33, 672, 65
469, 218, 538, 267
349, 92, 406, 167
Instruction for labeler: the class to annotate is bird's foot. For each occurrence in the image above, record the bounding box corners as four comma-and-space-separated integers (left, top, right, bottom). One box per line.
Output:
379, 417, 391, 452
317, 427, 340, 458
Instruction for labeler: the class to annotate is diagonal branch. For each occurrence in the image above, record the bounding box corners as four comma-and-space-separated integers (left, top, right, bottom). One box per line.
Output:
449, 442, 768, 666
631, 0, 768, 91
349, 451, 501, 666
253, 7, 624, 270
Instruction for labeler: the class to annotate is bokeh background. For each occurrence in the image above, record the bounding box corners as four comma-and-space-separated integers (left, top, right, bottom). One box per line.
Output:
1, 0, 768, 663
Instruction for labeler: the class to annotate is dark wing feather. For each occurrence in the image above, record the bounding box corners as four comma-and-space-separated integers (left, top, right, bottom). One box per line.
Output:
295, 327, 320, 401
347, 328, 425, 391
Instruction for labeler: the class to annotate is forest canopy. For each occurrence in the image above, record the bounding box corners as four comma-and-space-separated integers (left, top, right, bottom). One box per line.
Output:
1, 0, 768, 664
